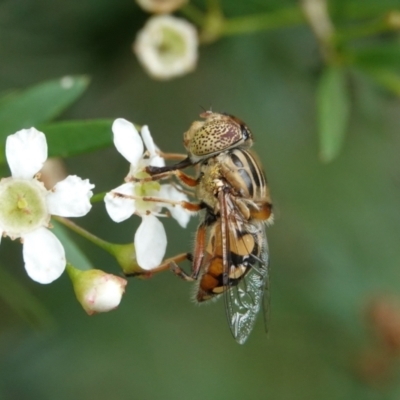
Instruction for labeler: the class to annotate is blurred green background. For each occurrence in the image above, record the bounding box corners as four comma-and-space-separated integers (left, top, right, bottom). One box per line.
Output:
1, 0, 400, 399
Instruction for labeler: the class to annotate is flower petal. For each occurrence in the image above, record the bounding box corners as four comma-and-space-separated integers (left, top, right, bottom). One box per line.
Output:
84, 274, 126, 314
135, 215, 166, 270
46, 175, 94, 217
112, 119, 144, 166
22, 227, 66, 284
104, 182, 136, 222
158, 184, 192, 228
141, 125, 156, 156
141, 125, 165, 167
69, 267, 127, 315
6, 128, 48, 179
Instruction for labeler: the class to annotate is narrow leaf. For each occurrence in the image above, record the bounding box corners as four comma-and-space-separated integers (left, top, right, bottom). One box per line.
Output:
0, 76, 90, 140
0, 89, 20, 108
42, 119, 114, 158
353, 44, 400, 69
317, 66, 351, 163
52, 222, 94, 270
0, 265, 54, 330
363, 68, 400, 97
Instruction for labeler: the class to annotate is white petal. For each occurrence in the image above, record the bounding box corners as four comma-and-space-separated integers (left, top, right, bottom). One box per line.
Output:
22, 227, 66, 284
141, 125, 156, 156
84, 274, 126, 313
158, 184, 192, 228
104, 182, 136, 222
46, 175, 94, 217
112, 119, 144, 166
141, 125, 165, 167
135, 215, 166, 270
149, 154, 165, 168
6, 128, 48, 179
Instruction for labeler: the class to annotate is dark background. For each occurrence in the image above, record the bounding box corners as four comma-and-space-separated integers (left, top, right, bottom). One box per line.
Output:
1, 0, 400, 399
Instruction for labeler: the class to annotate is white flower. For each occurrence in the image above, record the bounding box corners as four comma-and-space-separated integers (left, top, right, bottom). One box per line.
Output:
136, 0, 187, 14
134, 15, 198, 80
104, 118, 192, 270
0, 128, 94, 284
68, 266, 127, 315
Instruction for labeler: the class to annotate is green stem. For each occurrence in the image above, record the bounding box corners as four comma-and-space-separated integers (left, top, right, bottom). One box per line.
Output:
339, 3, 400, 20
53, 216, 114, 253
206, 0, 222, 13
180, 3, 206, 27
222, 7, 304, 36
91, 191, 106, 204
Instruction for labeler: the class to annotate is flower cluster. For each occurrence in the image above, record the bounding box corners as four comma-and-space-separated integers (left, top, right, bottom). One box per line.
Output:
0, 128, 94, 284
134, 1, 198, 80
1, 116, 191, 314
104, 118, 191, 270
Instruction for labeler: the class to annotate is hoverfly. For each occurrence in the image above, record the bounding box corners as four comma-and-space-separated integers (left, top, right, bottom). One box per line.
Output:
144, 112, 273, 344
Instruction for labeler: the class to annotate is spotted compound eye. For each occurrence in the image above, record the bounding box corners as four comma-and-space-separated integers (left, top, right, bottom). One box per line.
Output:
184, 112, 254, 162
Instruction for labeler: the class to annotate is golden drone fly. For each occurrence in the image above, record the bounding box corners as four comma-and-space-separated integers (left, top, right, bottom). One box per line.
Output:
144, 111, 273, 344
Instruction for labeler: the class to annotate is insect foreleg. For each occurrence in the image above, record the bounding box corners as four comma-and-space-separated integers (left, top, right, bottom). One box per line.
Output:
111, 192, 202, 212
157, 151, 187, 161
129, 169, 197, 188
146, 157, 193, 175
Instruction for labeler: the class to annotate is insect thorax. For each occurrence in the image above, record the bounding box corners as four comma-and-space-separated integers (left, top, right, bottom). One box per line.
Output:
195, 149, 271, 219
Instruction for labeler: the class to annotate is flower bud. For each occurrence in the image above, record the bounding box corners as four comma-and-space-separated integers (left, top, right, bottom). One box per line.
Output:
134, 15, 198, 80
136, 0, 187, 14
67, 265, 127, 315
386, 11, 400, 30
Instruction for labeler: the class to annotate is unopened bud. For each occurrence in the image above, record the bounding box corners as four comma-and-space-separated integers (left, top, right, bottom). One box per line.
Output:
67, 265, 127, 315
136, 0, 187, 14
386, 11, 400, 30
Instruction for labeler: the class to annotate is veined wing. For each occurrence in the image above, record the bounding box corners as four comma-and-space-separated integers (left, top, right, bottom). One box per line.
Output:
219, 190, 270, 344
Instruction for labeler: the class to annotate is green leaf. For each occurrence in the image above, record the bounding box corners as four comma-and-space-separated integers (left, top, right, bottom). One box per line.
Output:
353, 44, 400, 69
0, 76, 90, 141
52, 222, 94, 271
0, 89, 20, 108
0, 119, 114, 164
43, 119, 114, 158
0, 265, 54, 330
317, 66, 351, 163
363, 68, 400, 96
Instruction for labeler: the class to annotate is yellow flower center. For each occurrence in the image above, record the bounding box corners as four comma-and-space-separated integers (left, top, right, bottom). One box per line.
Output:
0, 178, 49, 237
157, 26, 187, 63
133, 171, 161, 212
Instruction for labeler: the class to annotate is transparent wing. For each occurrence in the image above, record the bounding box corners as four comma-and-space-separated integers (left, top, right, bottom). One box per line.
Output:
221, 194, 270, 344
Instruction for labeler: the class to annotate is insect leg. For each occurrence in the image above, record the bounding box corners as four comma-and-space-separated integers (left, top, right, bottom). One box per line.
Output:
145, 252, 192, 274
129, 169, 197, 188
170, 261, 196, 282
146, 157, 193, 175
111, 192, 202, 212
157, 151, 187, 161
170, 218, 207, 281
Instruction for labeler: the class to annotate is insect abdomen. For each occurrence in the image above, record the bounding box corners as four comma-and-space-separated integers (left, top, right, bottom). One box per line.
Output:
197, 224, 259, 302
